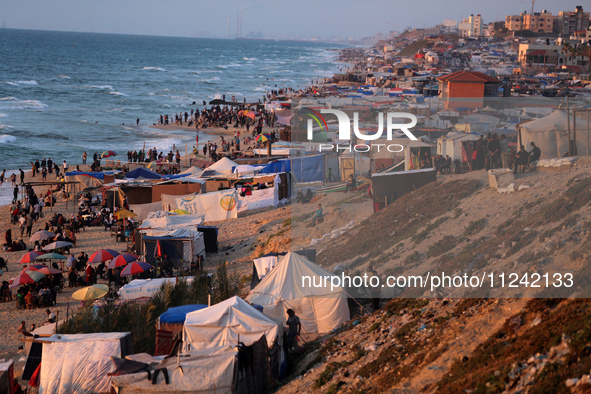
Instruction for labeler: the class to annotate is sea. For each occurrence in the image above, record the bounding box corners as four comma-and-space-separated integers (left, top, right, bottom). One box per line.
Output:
0, 28, 346, 205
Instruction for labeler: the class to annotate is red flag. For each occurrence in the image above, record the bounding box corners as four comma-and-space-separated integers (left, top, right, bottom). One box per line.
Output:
155, 240, 163, 258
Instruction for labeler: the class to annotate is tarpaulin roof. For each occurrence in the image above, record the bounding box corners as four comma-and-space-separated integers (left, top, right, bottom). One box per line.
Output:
65, 171, 105, 180
125, 167, 162, 180
159, 304, 208, 325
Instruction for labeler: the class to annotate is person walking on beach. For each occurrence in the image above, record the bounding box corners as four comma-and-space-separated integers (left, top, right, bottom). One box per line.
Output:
11, 173, 16, 186
13, 186, 18, 204
0, 169, 5, 185
25, 214, 33, 237
18, 214, 26, 238
41, 166, 47, 181
82, 151, 87, 164
19, 169, 24, 185
63, 160, 68, 174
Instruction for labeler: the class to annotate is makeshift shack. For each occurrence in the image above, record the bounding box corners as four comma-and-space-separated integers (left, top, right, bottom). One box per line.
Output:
29, 332, 133, 394
139, 229, 206, 269
246, 252, 350, 336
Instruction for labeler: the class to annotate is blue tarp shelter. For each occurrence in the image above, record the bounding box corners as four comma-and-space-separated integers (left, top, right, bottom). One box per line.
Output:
159, 305, 208, 325
258, 155, 323, 183
64, 171, 105, 180
125, 167, 162, 180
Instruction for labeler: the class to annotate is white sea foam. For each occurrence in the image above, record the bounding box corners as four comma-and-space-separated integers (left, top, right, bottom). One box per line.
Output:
58, 75, 71, 79
243, 57, 258, 61
199, 77, 220, 83
0, 97, 47, 110
87, 85, 114, 90
109, 91, 128, 96
0, 113, 7, 118
143, 67, 166, 71
0, 134, 16, 143
16, 80, 38, 85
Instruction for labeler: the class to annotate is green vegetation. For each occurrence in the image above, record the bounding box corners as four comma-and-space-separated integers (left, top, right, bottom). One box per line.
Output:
427, 235, 459, 258
464, 219, 486, 236
58, 262, 240, 354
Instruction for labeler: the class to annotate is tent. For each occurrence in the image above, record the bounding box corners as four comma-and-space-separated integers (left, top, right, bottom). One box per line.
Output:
183, 296, 281, 352
118, 277, 193, 301
437, 132, 481, 166
246, 252, 350, 335
159, 304, 208, 326
36, 332, 133, 394
519, 110, 588, 159
250, 252, 287, 289
125, 167, 162, 180
142, 214, 205, 229
111, 347, 238, 394
142, 229, 206, 269
161, 193, 197, 211
129, 201, 162, 221
204, 157, 238, 176
0, 360, 14, 394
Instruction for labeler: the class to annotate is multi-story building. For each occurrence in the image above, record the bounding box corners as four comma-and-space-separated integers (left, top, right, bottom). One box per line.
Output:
558, 6, 590, 37
505, 10, 556, 33
458, 14, 483, 37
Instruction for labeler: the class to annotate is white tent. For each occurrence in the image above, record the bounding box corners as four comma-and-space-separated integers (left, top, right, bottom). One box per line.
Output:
520, 110, 588, 159
161, 193, 197, 211
129, 202, 163, 222
111, 347, 237, 394
118, 277, 193, 301
253, 255, 281, 279
176, 189, 238, 222
437, 132, 481, 164
142, 214, 204, 229
246, 252, 350, 335
204, 157, 238, 176
37, 332, 132, 394
182, 296, 281, 352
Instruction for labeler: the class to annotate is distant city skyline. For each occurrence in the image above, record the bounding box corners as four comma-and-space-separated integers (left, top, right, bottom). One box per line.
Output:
0, 0, 588, 40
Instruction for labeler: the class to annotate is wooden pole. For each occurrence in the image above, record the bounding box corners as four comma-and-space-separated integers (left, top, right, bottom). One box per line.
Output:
573, 109, 577, 156
567, 97, 571, 156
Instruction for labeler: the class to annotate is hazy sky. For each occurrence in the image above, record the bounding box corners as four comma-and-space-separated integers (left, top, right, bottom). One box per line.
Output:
0, 0, 586, 39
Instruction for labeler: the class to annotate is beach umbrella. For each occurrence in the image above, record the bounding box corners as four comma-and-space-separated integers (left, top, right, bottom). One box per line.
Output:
27, 266, 62, 275
107, 253, 137, 269
28, 264, 47, 270
19, 251, 44, 264
101, 150, 117, 158
42, 241, 73, 251
173, 209, 190, 215
89, 249, 120, 263
114, 209, 137, 220
120, 261, 152, 276
72, 284, 109, 301
255, 134, 271, 143
9, 271, 44, 289
30, 230, 55, 243
35, 253, 67, 260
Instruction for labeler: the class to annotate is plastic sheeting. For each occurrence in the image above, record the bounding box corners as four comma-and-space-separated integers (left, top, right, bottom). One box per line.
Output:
142, 229, 206, 267
253, 255, 281, 279
204, 157, 238, 175
291, 155, 324, 183
237, 188, 276, 212
183, 296, 280, 352
142, 214, 204, 229
125, 167, 162, 180
176, 189, 238, 222
129, 202, 162, 222
111, 347, 237, 394
159, 304, 208, 325
118, 277, 193, 300
161, 193, 197, 211
246, 253, 350, 335
39, 332, 131, 394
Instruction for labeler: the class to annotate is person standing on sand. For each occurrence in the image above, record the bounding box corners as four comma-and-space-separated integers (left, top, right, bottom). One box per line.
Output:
18, 214, 26, 238
0, 169, 5, 185
13, 186, 18, 204
19, 169, 24, 184
82, 151, 87, 164
11, 173, 16, 186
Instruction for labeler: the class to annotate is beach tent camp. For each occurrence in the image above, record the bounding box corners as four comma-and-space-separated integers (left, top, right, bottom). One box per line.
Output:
182, 296, 281, 352
156, 304, 208, 356
437, 132, 481, 170
140, 228, 206, 269
32, 332, 133, 394
246, 252, 350, 335
519, 110, 588, 159
118, 277, 193, 301
125, 167, 162, 180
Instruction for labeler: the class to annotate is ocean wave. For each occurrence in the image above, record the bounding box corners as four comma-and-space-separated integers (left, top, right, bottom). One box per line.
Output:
0, 134, 16, 143
0, 124, 12, 130
109, 91, 128, 96
58, 75, 71, 79
253, 87, 267, 92
0, 113, 7, 118
143, 67, 166, 71
199, 77, 220, 83
0, 97, 47, 109
36, 133, 69, 140
86, 85, 114, 91
243, 57, 258, 61
148, 92, 155, 96
17, 80, 39, 85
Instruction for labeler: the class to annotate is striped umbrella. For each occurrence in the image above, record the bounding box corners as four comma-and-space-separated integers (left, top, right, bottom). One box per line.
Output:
101, 150, 118, 158
89, 249, 120, 263
107, 253, 137, 269
27, 266, 62, 275
9, 271, 44, 289
30, 230, 55, 243
120, 261, 152, 276
255, 133, 271, 143
35, 253, 67, 260
19, 251, 45, 264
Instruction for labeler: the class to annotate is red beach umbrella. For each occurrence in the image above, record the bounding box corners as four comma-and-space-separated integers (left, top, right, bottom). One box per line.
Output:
89, 249, 120, 264
107, 253, 137, 269
19, 251, 44, 264
120, 261, 152, 276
